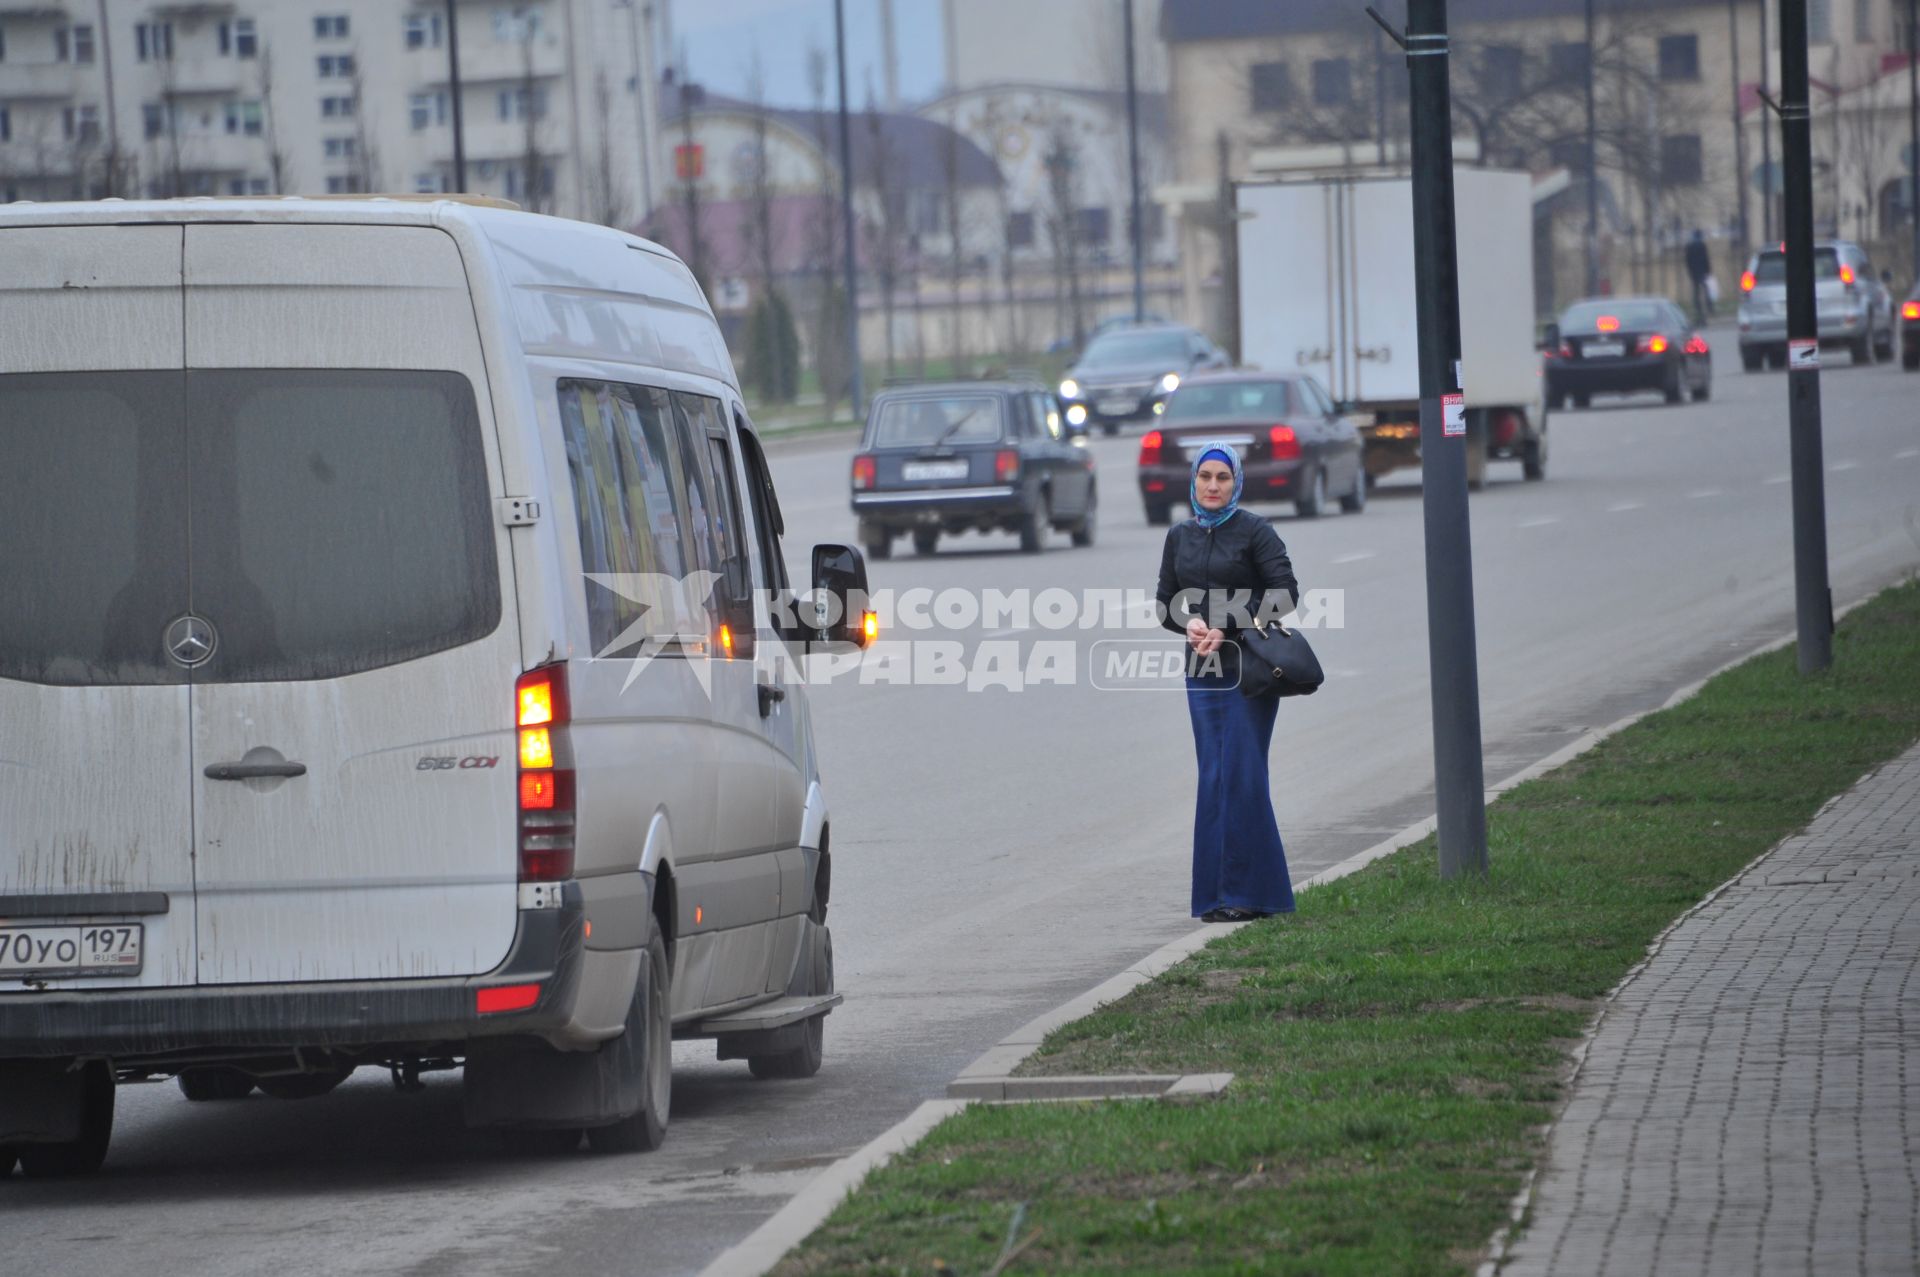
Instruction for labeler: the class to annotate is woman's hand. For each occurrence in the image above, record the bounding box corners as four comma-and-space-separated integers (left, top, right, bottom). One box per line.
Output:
1186, 618, 1226, 656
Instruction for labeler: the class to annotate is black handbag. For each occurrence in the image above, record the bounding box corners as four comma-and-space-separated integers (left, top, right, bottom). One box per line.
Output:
1236, 618, 1324, 699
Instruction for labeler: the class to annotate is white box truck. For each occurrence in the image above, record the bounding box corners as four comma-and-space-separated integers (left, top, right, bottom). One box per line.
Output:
1235, 168, 1548, 487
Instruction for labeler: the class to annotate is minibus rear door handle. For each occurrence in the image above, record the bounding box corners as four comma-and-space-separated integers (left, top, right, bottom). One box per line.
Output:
204, 761, 308, 781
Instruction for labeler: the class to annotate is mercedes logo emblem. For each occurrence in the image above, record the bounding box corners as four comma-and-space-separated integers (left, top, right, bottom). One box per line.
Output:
164, 614, 218, 669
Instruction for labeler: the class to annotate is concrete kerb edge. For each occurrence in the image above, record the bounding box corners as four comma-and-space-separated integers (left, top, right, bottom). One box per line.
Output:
708, 594, 1884, 1277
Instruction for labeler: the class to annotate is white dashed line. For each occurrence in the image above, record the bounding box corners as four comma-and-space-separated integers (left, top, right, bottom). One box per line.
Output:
1607, 501, 1645, 513
1830, 460, 1860, 473
1764, 475, 1791, 485
1896, 449, 1920, 461
1332, 551, 1377, 564
1518, 517, 1561, 528
1687, 489, 1724, 499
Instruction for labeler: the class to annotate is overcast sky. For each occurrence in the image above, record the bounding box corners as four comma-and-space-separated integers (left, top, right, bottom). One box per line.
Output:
672, 0, 946, 109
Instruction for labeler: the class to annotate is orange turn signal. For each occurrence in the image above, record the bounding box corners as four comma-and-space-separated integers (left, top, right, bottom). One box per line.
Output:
519, 726, 553, 770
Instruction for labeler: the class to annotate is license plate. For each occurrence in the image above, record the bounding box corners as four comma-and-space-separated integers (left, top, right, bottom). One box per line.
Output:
0, 922, 143, 977
1583, 341, 1624, 358
902, 460, 969, 482
1098, 398, 1136, 416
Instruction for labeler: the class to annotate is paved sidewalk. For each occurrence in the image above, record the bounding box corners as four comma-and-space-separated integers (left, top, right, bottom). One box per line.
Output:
1500, 744, 1920, 1277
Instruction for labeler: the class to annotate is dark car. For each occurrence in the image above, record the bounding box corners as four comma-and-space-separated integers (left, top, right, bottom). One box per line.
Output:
1059, 324, 1230, 436
850, 382, 1097, 557
1544, 297, 1712, 408
1136, 371, 1366, 525
1902, 281, 1919, 372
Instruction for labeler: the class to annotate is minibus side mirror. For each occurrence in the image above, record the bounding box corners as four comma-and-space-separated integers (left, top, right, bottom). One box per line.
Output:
810, 543, 875, 650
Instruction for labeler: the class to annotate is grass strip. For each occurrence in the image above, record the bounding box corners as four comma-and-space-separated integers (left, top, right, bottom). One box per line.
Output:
777, 578, 1920, 1276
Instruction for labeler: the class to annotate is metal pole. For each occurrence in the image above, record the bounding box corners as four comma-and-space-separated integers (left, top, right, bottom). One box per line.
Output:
625, 2, 657, 226
96, 0, 122, 196
834, 0, 865, 418
446, 0, 467, 192
1908, 0, 1918, 271
1777, 0, 1833, 674
1124, 0, 1146, 322
1584, 0, 1598, 294
1730, 0, 1751, 253
1761, 0, 1774, 243
1404, 0, 1488, 879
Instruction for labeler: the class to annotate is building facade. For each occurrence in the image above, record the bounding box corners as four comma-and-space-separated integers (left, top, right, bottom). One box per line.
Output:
0, 0, 666, 224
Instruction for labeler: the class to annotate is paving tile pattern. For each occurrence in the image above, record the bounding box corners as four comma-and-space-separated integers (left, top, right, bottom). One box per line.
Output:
1502, 747, 1920, 1276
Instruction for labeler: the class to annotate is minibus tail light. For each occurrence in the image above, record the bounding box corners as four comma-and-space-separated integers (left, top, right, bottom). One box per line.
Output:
515, 665, 574, 884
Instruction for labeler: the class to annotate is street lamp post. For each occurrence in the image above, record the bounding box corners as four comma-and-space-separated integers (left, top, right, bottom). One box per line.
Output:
1584, 0, 1599, 295
1777, 0, 1834, 675
1729, 0, 1751, 253
445, 0, 467, 192
1908, 0, 1918, 271
833, 0, 865, 419
1123, 0, 1146, 322
1761, 2, 1774, 243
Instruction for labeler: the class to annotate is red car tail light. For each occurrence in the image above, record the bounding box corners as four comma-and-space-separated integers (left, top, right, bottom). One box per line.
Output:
1838, 263, 1855, 286
1903, 301, 1920, 321
1138, 429, 1163, 467
994, 449, 1020, 482
1269, 425, 1301, 461
1740, 271, 1757, 293
1596, 315, 1621, 333
516, 665, 574, 884
1684, 335, 1710, 355
851, 454, 876, 490
476, 983, 542, 1015
1640, 334, 1670, 355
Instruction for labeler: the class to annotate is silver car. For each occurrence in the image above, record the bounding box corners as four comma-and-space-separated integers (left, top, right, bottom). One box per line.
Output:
1737, 240, 1896, 369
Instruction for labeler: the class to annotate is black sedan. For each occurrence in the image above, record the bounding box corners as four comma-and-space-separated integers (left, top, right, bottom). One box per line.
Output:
1902, 281, 1919, 372
850, 382, 1097, 557
1544, 297, 1712, 408
1058, 324, 1230, 436
1137, 372, 1366, 525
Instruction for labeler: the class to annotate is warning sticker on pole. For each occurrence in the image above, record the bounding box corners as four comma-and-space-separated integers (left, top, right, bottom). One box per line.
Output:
1788, 338, 1820, 370
1442, 392, 1466, 437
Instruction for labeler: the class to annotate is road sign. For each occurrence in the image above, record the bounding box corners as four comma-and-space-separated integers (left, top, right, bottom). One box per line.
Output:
1788, 337, 1819, 370
1442, 391, 1466, 436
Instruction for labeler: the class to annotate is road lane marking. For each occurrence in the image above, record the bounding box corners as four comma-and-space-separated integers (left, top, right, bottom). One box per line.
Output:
1897, 449, 1920, 461
1518, 517, 1561, 528
1607, 501, 1645, 513
1764, 474, 1791, 485
1830, 460, 1859, 473
1332, 551, 1377, 564
1687, 488, 1724, 499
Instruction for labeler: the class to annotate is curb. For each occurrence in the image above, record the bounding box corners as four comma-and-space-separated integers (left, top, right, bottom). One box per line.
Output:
700, 589, 1893, 1277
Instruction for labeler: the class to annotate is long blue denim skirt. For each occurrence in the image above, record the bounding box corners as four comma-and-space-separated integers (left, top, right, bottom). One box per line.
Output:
1186, 669, 1297, 918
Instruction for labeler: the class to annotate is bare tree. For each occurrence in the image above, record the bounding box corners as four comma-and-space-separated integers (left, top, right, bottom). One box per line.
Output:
743, 55, 779, 295
804, 47, 849, 418
940, 106, 968, 366
976, 97, 1023, 356
1041, 116, 1087, 350
863, 90, 906, 377
348, 50, 380, 194
516, 33, 547, 213
584, 68, 627, 226
258, 42, 292, 195
674, 77, 709, 294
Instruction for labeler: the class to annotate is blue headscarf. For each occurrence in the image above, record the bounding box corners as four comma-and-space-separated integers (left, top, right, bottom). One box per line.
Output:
1189, 442, 1243, 528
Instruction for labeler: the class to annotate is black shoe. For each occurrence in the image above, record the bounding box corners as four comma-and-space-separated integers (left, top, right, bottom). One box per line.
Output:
1201, 907, 1254, 923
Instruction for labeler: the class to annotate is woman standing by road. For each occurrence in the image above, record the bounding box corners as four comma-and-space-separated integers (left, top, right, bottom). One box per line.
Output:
1155, 444, 1300, 923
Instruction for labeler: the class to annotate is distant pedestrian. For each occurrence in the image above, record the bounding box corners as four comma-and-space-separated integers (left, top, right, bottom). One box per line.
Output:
1685, 229, 1713, 325
1154, 443, 1299, 923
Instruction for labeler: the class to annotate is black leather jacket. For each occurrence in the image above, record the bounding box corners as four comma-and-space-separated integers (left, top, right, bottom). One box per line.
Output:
1155, 512, 1300, 677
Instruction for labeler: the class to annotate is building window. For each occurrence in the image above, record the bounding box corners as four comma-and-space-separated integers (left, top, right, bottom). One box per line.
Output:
1007, 210, 1034, 248
0, 107, 10, 143
224, 100, 264, 136
219, 18, 258, 59
1311, 58, 1351, 107
1250, 62, 1292, 112
1481, 44, 1523, 93
142, 102, 173, 139
326, 175, 364, 194
314, 15, 350, 40
497, 86, 548, 122
1660, 134, 1703, 185
1808, 0, 1832, 43
493, 6, 543, 43
321, 95, 355, 118
1658, 34, 1699, 80
324, 135, 358, 159
227, 177, 270, 195
1076, 206, 1110, 247
54, 24, 96, 64
136, 23, 175, 62
410, 92, 449, 130
317, 54, 356, 78
1549, 41, 1589, 80
60, 104, 99, 143
405, 13, 445, 50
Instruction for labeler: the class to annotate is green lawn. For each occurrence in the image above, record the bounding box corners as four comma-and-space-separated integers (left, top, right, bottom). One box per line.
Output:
776, 578, 1920, 1276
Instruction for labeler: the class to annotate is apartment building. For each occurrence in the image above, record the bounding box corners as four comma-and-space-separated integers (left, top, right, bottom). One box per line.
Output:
0, 0, 665, 225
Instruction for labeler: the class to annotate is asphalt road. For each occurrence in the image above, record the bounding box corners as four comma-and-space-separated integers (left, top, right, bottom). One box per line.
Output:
5, 335, 1917, 1275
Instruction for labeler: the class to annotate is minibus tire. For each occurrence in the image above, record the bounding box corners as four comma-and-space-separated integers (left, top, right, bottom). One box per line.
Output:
17, 1061, 113, 1178
586, 932, 672, 1154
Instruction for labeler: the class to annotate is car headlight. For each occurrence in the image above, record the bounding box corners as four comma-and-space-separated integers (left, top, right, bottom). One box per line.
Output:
1059, 379, 1081, 400
1159, 372, 1181, 394
1065, 404, 1087, 426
